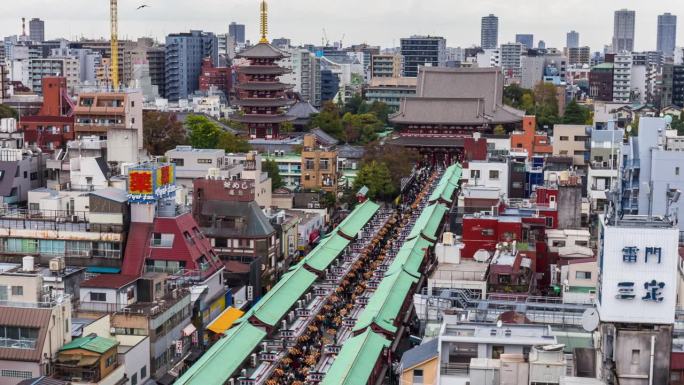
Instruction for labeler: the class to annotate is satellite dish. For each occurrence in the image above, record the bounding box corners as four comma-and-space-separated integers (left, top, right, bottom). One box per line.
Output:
496, 320, 503, 328
473, 249, 491, 263
626, 125, 632, 133
664, 115, 673, 125
581, 308, 600, 332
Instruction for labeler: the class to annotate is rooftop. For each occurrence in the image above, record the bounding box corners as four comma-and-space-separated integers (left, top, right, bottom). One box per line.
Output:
441, 322, 555, 346
59, 334, 118, 354
430, 259, 489, 282
80, 274, 138, 289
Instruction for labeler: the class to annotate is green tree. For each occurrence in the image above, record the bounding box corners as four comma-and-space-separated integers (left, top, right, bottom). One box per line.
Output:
562, 100, 592, 124
143, 111, 187, 155
187, 115, 222, 149
342, 112, 383, 144
362, 143, 419, 192
344, 94, 365, 115
353, 161, 395, 201
280, 121, 294, 134
368, 101, 390, 124
217, 131, 251, 153
310, 101, 344, 140
262, 159, 283, 191
0, 104, 18, 119
667, 114, 684, 135
532, 83, 560, 129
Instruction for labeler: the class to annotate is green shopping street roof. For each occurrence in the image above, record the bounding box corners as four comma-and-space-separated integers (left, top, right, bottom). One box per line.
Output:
352, 269, 418, 334
336, 200, 380, 238
59, 335, 118, 354
304, 233, 351, 272
386, 236, 433, 278
174, 322, 267, 385
407, 203, 449, 241
320, 329, 390, 385
250, 265, 318, 326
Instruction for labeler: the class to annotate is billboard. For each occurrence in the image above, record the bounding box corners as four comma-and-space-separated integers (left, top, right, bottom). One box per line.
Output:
128, 163, 176, 203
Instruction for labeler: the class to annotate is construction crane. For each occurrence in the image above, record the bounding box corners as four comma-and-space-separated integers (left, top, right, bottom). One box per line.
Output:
110, 0, 119, 90
322, 28, 329, 47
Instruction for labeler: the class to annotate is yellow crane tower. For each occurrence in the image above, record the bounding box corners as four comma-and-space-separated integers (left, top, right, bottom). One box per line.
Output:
110, 0, 119, 90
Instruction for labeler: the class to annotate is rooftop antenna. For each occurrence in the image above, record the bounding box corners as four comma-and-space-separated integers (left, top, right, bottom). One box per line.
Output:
259, 0, 269, 44
21, 17, 26, 37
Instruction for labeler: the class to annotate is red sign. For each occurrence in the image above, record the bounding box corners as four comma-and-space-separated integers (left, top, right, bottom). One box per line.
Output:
129, 171, 153, 195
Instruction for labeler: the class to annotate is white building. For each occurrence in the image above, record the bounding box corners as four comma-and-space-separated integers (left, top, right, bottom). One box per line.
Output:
463, 159, 510, 199
612, 52, 632, 103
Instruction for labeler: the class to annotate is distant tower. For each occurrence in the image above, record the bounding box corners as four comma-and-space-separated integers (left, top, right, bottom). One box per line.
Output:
613, 9, 635, 52
29, 18, 45, 42
657, 13, 677, 58
21, 17, 26, 37
566, 30, 580, 49
481, 14, 498, 49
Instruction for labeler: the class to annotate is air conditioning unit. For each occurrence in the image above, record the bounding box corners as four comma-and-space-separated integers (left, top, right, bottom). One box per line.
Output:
49, 257, 66, 273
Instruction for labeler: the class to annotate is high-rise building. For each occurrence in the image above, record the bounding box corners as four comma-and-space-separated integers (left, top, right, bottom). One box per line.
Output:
568, 46, 591, 66
612, 52, 632, 103
228, 22, 246, 44
566, 30, 579, 49
29, 18, 44, 43
515, 34, 534, 49
657, 13, 677, 58
146, 46, 166, 98
500, 42, 523, 83
279, 48, 321, 107
613, 9, 636, 53
399, 35, 446, 77
481, 14, 499, 49
164, 30, 219, 101
370, 54, 403, 78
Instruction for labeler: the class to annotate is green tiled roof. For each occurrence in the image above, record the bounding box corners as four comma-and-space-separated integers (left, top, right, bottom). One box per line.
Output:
386, 237, 433, 278
337, 200, 380, 238
59, 335, 118, 354
353, 270, 418, 334
174, 322, 267, 385
429, 164, 462, 203
320, 329, 390, 385
304, 233, 351, 272
250, 265, 318, 326
407, 203, 449, 241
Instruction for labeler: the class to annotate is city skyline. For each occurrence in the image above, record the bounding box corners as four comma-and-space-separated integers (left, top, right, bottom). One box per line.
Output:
2, 0, 684, 51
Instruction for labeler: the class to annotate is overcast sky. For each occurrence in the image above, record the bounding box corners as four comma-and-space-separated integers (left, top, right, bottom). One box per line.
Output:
2, 0, 683, 52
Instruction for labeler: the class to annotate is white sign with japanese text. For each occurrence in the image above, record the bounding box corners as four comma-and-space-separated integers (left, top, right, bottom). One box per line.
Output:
597, 215, 679, 324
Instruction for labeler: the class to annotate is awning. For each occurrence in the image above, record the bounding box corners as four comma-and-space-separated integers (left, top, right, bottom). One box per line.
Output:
206, 307, 244, 334
86, 266, 121, 274
182, 324, 197, 337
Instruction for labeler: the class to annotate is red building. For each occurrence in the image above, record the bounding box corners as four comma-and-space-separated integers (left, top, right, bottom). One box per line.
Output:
461, 187, 560, 280
230, 43, 295, 139
19, 77, 75, 153
198, 57, 232, 98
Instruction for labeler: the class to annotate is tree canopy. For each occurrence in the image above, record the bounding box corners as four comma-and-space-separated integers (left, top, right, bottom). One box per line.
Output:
262, 159, 283, 191
562, 100, 592, 125
362, 143, 419, 195
0, 104, 18, 120
310, 98, 391, 144
187, 115, 251, 152
143, 111, 187, 155
353, 161, 395, 201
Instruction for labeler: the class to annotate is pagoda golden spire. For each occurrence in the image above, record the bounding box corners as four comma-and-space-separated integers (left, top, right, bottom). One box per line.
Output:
259, 0, 269, 44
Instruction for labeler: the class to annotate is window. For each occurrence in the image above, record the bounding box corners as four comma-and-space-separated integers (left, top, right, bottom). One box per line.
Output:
470, 170, 481, 179
0, 370, 32, 379
30, 172, 37, 181
576, 240, 589, 247
0, 287, 6, 301
413, 369, 424, 383
171, 158, 184, 166
23, 171, 27, 179
214, 238, 227, 248
40, 240, 66, 255
677, 167, 680, 176
11, 286, 22, 296
106, 354, 116, 367
0, 326, 38, 349
305, 158, 315, 170
560, 136, 569, 141
131, 373, 137, 385
140, 366, 147, 379
575, 271, 592, 280
481, 229, 494, 236
552, 240, 566, 247
90, 292, 107, 302
574, 135, 588, 142
197, 159, 213, 164
151, 233, 174, 247
492, 345, 505, 359
545, 217, 554, 228
489, 170, 499, 180
631, 349, 640, 365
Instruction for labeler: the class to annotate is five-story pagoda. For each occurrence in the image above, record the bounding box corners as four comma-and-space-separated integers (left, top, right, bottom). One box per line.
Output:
230, 0, 295, 139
